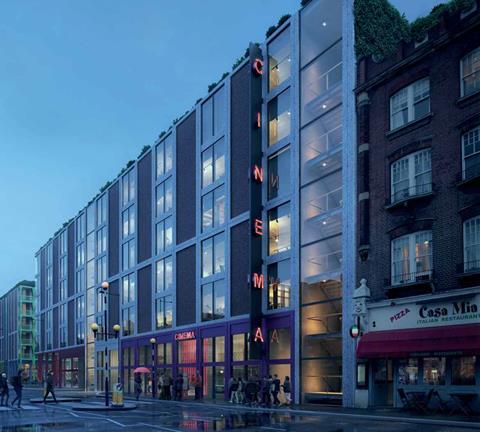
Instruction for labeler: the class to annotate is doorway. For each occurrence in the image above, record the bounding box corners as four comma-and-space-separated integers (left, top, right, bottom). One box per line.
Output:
373, 359, 393, 406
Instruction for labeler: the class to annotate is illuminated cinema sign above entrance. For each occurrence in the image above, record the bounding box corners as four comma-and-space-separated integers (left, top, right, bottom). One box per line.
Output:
175, 331, 195, 341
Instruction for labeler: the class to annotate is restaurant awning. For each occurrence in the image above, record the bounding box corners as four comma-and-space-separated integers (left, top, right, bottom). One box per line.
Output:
357, 323, 480, 358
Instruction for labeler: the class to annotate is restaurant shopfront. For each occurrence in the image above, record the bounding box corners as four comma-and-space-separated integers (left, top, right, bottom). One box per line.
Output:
120, 312, 294, 400
356, 288, 480, 411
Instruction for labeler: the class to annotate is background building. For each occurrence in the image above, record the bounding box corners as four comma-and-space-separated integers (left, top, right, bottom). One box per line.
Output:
35, 0, 356, 405
0, 280, 36, 381
355, 0, 480, 409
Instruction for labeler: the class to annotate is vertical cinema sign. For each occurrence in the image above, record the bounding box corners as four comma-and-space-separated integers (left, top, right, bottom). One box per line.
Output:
249, 43, 264, 360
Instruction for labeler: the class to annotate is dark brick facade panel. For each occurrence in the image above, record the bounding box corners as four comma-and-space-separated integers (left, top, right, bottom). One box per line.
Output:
137, 265, 152, 334
108, 279, 119, 339
53, 306, 58, 349
108, 181, 120, 277
357, 12, 480, 301
53, 237, 59, 304
176, 112, 197, 244
231, 221, 250, 316
176, 245, 196, 326
137, 152, 152, 264
68, 300, 74, 346
230, 63, 250, 218
67, 224, 75, 297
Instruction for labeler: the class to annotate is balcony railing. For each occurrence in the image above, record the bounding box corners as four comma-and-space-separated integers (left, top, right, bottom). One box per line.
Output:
457, 260, 480, 274
387, 270, 433, 287
388, 183, 433, 206
458, 162, 480, 184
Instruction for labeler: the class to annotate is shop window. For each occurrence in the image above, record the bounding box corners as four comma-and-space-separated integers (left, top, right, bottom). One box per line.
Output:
463, 216, 480, 272
462, 125, 480, 181
390, 78, 430, 130
391, 231, 432, 285
268, 259, 291, 310
461, 47, 480, 97
156, 343, 172, 365
451, 356, 476, 385
268, 29, 291, 91
398, 358, 419, 385
268, 147, 291, 200
423, 357, 446, 385
232, 333, 248, 361
201, 137, 225, 188
269, 328, 291, 360
268, 89, 291, 146
268, 203, 291, 255
202, 336, 225, 363
357, 363, 368, 389
390, 149, 431, 204
215, 336, 225, 362
178, 339, 196, 364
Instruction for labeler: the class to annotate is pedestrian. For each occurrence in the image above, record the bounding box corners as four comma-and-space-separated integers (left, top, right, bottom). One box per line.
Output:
194, 370, 203, 400
134, 373, 142, 401
261, 376, 271, 407
165, 374, 172, 400
227, 376, 236, 403
11, 370, 23, 408
182, 373, 189, 399
43, 370, 58, 403
0, 373, 9, 407
157, 372, 165, 399
175, 373, 184, 401
282, 376, 291, 406
272, 374, 281, 406
235, 377, 245, 404
244, 378, 258, 407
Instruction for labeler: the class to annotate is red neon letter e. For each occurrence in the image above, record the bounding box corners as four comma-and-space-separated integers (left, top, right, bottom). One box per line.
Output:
254, 218, 263, 236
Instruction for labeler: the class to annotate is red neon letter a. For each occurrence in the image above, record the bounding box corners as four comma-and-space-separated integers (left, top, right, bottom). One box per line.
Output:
254, 327, 264, 343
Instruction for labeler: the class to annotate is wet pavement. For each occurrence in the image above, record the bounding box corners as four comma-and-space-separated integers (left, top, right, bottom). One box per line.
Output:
0, 391, 478, 431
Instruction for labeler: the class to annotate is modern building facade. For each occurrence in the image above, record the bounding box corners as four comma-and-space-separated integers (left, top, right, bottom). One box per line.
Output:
35, 0, 356, 405
0, 280, 36, 381
354, 0, 480, 409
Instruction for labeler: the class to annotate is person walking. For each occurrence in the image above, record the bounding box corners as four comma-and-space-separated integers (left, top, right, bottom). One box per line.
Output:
0, 373, 9, 407
175, 373, 184, 401
134, 373, 142, 401
194, 370, 203, 400
282, 376, 291, 406
235, 377, 245, 404
164, 374, 172, 400
272, 374, 281, 406
43, 370, 58, 403
227, 376, 237, 403
261, 376, 271, 407
11, 370, 23, 408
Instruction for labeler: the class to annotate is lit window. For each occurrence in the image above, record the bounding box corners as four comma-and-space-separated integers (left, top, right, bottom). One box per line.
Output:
463, 216, 480, 272
451, 356, 476, 385
391, 231, 432, 285
390, 78, 430, 130
268, 203, 291, 255
462, 125, 480, 181
268, 260, 291, 310
202, 185, 225, 232
390, 149, 431, 204
461, 47, 480, 97
268, 29, 291, 91
268, 89, 291, 146
202, 137, 225, 188
423, 357, 446, 385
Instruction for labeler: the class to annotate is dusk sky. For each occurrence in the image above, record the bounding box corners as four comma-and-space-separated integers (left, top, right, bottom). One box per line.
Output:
0, 0, 441, 295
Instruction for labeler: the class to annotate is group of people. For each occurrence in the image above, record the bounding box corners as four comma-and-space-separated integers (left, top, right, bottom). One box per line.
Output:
135, 371, 204, 401
228, 374, 291, 407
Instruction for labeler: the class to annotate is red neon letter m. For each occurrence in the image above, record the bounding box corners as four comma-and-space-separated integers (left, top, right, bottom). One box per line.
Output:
252, 273, 264, 289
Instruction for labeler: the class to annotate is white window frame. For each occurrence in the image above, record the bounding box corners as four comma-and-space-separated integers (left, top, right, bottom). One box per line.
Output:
460, 47, 480, 97
461, 125, 480, 180
391, 231, 432, 285
463, 216, 480, 271
390, 149, 432, 203
390, 78, 430, 130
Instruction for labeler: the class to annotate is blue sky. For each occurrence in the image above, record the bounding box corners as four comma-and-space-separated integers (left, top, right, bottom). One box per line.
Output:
0, 0, 440, 295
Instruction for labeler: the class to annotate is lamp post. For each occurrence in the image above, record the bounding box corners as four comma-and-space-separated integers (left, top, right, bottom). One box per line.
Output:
150, 337, 156, 399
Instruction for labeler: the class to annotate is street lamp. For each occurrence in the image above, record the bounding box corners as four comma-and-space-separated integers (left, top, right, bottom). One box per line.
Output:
150, 337, 156, 399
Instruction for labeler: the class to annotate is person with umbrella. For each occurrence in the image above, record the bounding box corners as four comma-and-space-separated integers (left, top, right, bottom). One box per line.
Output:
133, 367, 150, 401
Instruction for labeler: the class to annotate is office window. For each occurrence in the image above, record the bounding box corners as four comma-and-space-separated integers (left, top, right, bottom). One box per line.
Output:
268, 29, 291, 91
122, 273, 136, 304
156, 256, 173, 292
268, 88, 291, 146
156, 134, 174, 178
268, 147, 290, 200
60, 280, 67, 301
202, 137, 225, 188
268, 203, 291, 255
76, 214, 86, 241
155, 216, 173, 254
76, 244, 85, 267
451, 356, 476, 385
97, 194, 107, 226
202, 233, 226, 277
122, 205, 135, 238
155, 295, 173, 329
60, 256, 67, 279
75, 322, 85, 345
60, 231, 67, 255
391, 231, 432, 285
97, 227, 107, 255
201, 280, 225, 321
87, 203, 95, 234
390, 78, 430, 130
122, 307, 135, 336
202, 86, 226, 143
122, 239, 135, 270
464, 216, 480, 271
96, 256, 107, 284
122, 169, 136, 206
268, 260, 291, 310
391, 149, 431, 203
75, 269, 85, 293
202, 185, 226, 232
461, 47, 480, 97
462, 125, 480, 181
76, 295, 85, 319
156, 177, 173, 217
86, 232, 95, 262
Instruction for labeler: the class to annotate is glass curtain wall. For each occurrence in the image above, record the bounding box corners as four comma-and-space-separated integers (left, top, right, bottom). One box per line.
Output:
300, 0, 343, 403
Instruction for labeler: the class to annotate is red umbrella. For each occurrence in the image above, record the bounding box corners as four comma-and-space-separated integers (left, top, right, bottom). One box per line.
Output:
133, 367, 151, 374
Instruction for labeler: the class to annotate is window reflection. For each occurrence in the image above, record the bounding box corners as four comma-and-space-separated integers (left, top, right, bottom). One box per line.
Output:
268, 203, 291, 255
268, 259, 291, 310
268, 29, 291, 91
268, 147, 291, 200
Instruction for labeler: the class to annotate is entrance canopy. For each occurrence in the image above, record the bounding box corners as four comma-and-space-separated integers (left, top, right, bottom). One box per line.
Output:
357, 324, 480, 358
